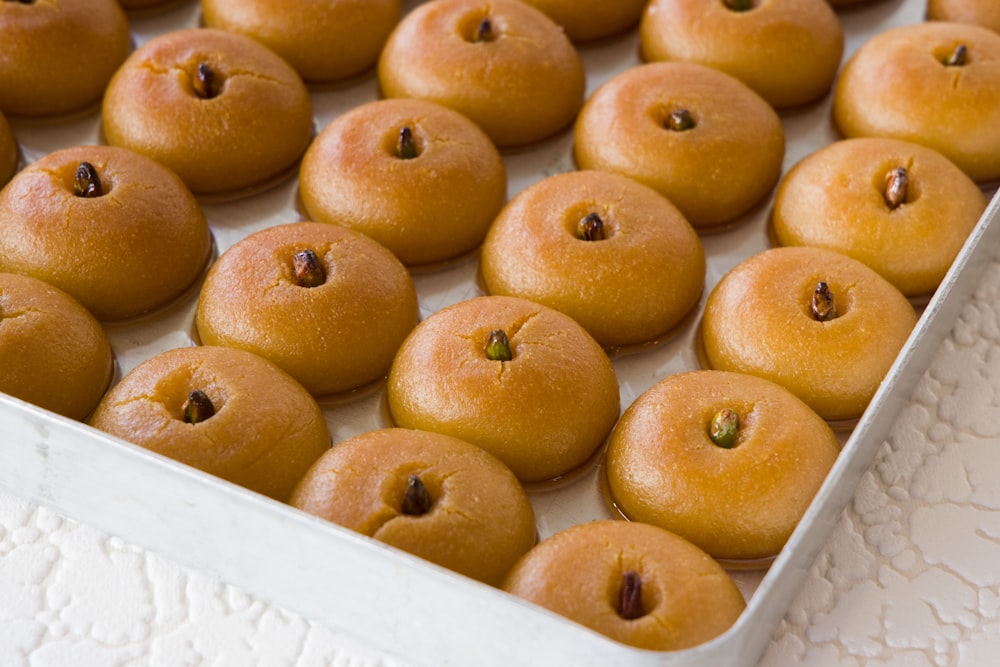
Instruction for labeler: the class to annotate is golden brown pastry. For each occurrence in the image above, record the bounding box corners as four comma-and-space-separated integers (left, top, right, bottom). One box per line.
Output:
605, 370, 840, 561
833, 21, 1000, 182
102, 28, 314, 195
574, 61, 785, 229
502, 520, 746, 651
89, 345, 331, 501
291, 427, 536, 586
701, 246, 918, 423
0, 272, 114, 421
520, 0, 646, 41
299, 98, 506, 266
387, 295, 620, 483
773, 137, 987, 298
0, 145, 212, 321
202, 0, 402, 82
196, 221, 419, 396
640, 0, 844, 109
480, 170, 705, 349
0, 0, 131, 116
378, 0, 585, 147
928, 0, 1000, 34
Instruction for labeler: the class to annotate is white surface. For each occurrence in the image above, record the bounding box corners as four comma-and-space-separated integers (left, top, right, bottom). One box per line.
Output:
4, 259, 1000, 666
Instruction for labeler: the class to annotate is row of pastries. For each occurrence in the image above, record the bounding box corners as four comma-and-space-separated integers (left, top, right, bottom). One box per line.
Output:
0, 0, 998, 653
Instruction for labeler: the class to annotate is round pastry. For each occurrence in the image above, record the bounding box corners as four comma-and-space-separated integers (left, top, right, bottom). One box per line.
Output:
202, 0, 402, 82
833, 21, 1000, 182
0, 0, 130, 116
102, 28, 314, 195
290, 427, 536, 586
520, 0, 646, 42
88, 345, 331, 502
378, 0, 586, 147
387, 295, 620, 483
605, 370, 840, 561
701, 246, 918, 423
640, 0, 844, 109
773, 137, 987, 298
299, 98, 506, 266
928, 0, 1000, 34
0, 272, 114, 421
0, 145, 213, 321
196, 221, 419, 396
0, 111, 16, 186
480, 170, 705, 349
502, 520, 745, 651
574, 62, 785, 229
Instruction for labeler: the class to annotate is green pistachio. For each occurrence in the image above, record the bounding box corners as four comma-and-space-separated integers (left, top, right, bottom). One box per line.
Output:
709, 407, 740, 448
577, 212, 606, 241
397, 126, 418, 160
182, 390, 215, 424
485, 329, 513, 362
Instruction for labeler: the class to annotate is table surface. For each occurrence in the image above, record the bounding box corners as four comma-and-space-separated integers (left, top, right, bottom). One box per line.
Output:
4, 257, 1000, 667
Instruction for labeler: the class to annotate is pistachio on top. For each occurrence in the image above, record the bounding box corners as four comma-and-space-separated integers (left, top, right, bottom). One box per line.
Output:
883, 167, 909, 210
73, 162, 103, 198
474, 17, 496, 43
182, 389, 215, 424
944, 44, 968, 67
577, 212, 607, 241
617, 571, 646, 620
709, 407, 740, 449
401, 473, 432, 515
811, 281, 838, 322
397, 126, 418, 160
292, 249, 326, 288
485, 329, 512, 361
722, 0, 755, 11
192, 62, 221, 99
666, 109, 695, 132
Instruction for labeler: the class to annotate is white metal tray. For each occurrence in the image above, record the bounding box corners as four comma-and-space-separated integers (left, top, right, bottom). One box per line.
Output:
3, 1, 998, 665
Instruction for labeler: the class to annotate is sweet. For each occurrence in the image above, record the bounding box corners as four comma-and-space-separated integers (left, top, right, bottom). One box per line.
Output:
387, 295, 620, 483
520, 0, 646, 41
701, 246, 917, 423
640, 0, 843, 109
927, 0, 1000, 34
605, 370, 840, 561
0, 0, 130, 116
102, 28, 314, 195
299, 98, 506, 266
772, 137, 987, 298
502, 520, 745, 651
0, 112, 15, 186
480, 170, 705, 349
202, 0, 402, 82
378, 0, 585, 147
0, 145, 212, 321
574, 62, 785, 229
89, 345, 331, 501
833, 21, 1000, 182
196, 221, 418, 396
291, 428, 536, 586
0, 272, 114, 421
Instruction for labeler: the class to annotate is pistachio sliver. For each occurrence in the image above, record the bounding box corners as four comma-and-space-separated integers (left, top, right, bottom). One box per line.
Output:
883, 167, 908, 210
945, 44, 968, 67
485, 329, 512, 361
401, 474, 432, 516
577, 212, 606, 241
709, 407, 740, 448
73, 162, 102, 198
474, 17, 496, 42
193, 62, 220, 99
666, 109, 695, 132
618, 571, 646, 620
811, 281, 838, 322
182, 389, 215, 424
293, 249, 326, 287
397, 126, 418, 159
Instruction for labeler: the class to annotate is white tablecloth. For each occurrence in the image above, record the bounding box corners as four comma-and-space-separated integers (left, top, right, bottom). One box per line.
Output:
4, 261, 1000, 666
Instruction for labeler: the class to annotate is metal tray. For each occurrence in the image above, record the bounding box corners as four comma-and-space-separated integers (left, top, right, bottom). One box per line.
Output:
2, 0, 997, 665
